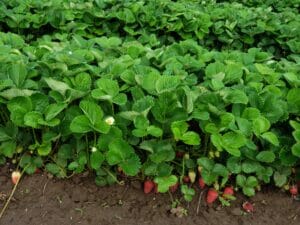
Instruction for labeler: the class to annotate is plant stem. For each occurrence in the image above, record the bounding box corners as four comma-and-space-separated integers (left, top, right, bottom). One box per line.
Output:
0, 165, 29, 220
103, 167, 123, 185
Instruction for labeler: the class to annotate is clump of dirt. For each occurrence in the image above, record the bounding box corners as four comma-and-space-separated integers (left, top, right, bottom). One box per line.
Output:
0, 165, 299, 225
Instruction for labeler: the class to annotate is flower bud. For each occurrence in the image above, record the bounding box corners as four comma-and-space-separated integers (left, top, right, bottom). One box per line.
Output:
105, 116, 115, 125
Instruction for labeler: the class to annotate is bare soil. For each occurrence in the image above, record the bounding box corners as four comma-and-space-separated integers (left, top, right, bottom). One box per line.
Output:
0, 165, 299, 225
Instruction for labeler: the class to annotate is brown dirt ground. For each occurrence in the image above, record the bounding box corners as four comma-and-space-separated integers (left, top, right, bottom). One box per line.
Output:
0, 165, 299, 225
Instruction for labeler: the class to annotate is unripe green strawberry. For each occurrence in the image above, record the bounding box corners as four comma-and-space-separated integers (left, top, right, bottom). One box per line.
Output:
214, 151, 220, 158
197, 166, 203, 174
184, 153, 190, 159
188, 171, 196, 183
213, 181, 220, 191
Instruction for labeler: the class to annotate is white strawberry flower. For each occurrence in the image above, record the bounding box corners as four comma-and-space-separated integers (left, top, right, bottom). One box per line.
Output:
105, 116, 115, 126
91, 146, 97, 152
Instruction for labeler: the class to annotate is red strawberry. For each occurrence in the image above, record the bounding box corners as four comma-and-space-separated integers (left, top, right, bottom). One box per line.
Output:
223, 186, 234, 198
11, 171, 21, 185
35, 168, 41, 174
176, 151, 185, 158
169, 182, 179, 193
289, 185, 298, 196
143, 180, 154, 194
206, 188, 218, 204
242, 201, 254, 213
198, 177, 206, 189
183, 176, 190, 183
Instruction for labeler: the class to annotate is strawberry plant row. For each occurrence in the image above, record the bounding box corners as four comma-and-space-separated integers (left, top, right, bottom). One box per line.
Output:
0, 0, 299, 56
0, 0, 299, 203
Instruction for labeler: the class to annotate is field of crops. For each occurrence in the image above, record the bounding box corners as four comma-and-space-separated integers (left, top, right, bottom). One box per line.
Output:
0, 0, 300, 221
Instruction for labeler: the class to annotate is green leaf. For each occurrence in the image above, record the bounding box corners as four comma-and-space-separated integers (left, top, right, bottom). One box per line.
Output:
261, 132, 279, 146
221, 132, 246, 157
292, 143, 300, 157
293, 130, 300, 142
205, 62, 225, 78
222, 132, 246, 149
7, 96, 32, 126
37, 142, 52, 156
70, 115, 93, 133
79, 100, 103, 125
0, 141, 16, 158
44, 77, 70, 95
92, 78, 119, 99
68, 161, 79, 171
154, 175, 177, 193
97, 127, 123, 150
246, 176, 258, 187
236, 174, 246, 187
46, 163, 61, 175
8, 62, 27, 87
24, 111, 43, 128
255, 63, 274, 75
220, 113, 235, 128
107, 139, 134, 165
253, 116, 270, 135
181, 131, 200, 145
147, 126, 163, 137
157, 162, 173, 177
242, 107, 261, 121
256, 151, 276, 163
112, 93, 127, 105
224, 89, 248, 104
273, 171, 287, 187
242, 187, 255, 197
45, 103, 67, 121
0, 88, 36, 100
224, 63, 243, 83
155, 75, 180, 94
226, 157, 241, 174
119, 154, 141, 176
132, 96, 155, 113
132, 129, 147, 137
242, 160, 260, 173
171, 121, 188, 140
236, 117, 252, 136
90, 151, 105, 170
31, 93, 49, 113
134, 115, 149, 129
137, 72, 160, 94
290, 121, 300, 130
74, 73, 91, 91
287, 88, 300, 113
197, 157, 214, 171
93, 120, 111, 134
212, 164, 229, 177
181, 184, 195, 202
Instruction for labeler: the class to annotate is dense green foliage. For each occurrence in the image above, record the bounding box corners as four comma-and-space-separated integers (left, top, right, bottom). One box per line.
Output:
0, 0, 299, 200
